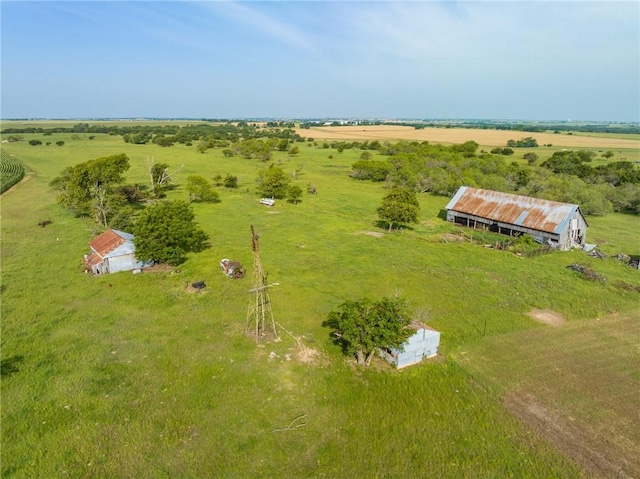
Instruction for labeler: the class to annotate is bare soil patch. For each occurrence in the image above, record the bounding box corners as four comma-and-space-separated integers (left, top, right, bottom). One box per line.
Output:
297, 347, 328, 366
527, 308, 566, 326
297, 125, 640, 149
354, 230, 384, 238
143, 264, 174, 273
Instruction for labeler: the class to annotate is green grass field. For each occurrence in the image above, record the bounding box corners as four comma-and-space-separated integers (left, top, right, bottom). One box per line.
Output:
2, 130, 639, 478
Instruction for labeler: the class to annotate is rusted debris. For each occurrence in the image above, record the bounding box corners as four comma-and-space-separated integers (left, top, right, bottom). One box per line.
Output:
614, 281, 640, 293
566, 263, 606, 282
220, 259, 245, 279
587, 249, 607, 259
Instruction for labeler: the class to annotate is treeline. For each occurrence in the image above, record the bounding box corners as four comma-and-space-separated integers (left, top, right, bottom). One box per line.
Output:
1, 122, 306, 146
415, 121, 640, 135
351, 141, 640, 216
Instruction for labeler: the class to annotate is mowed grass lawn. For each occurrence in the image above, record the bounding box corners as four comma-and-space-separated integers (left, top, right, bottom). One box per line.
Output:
1, 132, 639, 478
455, 311, 640, 478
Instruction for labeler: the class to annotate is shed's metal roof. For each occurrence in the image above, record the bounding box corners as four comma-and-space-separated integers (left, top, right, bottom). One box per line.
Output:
89, 229, 133, 256
445, 187, 583, 234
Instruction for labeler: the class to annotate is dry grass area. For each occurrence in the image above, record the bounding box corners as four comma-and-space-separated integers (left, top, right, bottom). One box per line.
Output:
456, 311, 640, 478
298, 125, 640, 149
354, 230, 385, 238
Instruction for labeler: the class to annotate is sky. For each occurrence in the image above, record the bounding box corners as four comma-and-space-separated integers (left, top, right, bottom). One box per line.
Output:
1, 1, 639, 122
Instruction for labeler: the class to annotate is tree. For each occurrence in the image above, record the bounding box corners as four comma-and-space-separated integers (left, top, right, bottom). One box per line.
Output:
287, 184, 303, 204
144, 157, 182, 198
256, 164, 291, 199
451, 140, 479, 157
223, 174, 238, 188
50, 153, 130, 227
186, 175, 220, 203
376, 186, 420, 231
55, 141, 65, 146
288, 145, 300, 156
523, 152, 539, 165
323, 296, 414, 366
133, 200, 208, 265
29, 140, 42, 146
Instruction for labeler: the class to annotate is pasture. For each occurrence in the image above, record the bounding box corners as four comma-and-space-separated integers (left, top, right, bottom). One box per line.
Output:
1, 129, 639, 478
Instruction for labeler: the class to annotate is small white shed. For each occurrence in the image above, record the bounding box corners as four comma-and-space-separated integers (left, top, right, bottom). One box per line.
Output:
380, 322, 441, 369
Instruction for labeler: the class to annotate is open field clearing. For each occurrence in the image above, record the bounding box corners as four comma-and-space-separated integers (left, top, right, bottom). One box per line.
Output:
1, 132, 639, 477
298, 125, 640, 150
455, 311, 640, 479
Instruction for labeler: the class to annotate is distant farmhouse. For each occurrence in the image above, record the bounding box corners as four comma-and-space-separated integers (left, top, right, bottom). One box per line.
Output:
380, 322, 441, 369
446, 187, 588, 251
83, 229, 148, 275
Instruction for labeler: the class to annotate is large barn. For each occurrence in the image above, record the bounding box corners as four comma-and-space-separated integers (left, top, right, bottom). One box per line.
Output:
83, 229, 147, 275
445, 186, 588, 251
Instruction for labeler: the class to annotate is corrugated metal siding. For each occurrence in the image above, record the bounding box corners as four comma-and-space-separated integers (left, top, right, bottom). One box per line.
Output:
108, 254, 136, 273
446, 186, 583, 235
89, 229, 126, 256
393, 328, 441, 369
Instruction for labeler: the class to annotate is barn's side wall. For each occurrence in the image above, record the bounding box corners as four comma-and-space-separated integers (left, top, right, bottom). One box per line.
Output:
107, 254, 143, 274
447, 210, 562, 246
558, 210, 588, 250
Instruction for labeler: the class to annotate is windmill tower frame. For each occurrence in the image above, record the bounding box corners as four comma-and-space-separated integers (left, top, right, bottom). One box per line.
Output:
246, 225, 278, 340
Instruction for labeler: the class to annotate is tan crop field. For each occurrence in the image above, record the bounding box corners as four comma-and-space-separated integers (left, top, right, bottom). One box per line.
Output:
298, 125, 640, 150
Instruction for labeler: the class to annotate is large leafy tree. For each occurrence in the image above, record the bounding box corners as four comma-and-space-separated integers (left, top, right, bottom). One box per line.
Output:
186, 175, 220, 203
256, 164, 291, 199
50, 153, 130, 227
323, 296, 414, 366
376, 186, 420, 231
133, 200, 209, 265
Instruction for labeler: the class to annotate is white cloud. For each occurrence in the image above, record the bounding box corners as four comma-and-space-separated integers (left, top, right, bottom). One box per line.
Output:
197, 1, 316, 52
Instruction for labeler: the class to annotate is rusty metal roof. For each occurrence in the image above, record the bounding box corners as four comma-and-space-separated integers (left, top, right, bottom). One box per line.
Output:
89, 229, 128, 256
445, 187, 583, 234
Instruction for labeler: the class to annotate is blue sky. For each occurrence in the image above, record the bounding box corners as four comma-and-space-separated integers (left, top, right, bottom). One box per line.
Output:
1, 1, 638, 121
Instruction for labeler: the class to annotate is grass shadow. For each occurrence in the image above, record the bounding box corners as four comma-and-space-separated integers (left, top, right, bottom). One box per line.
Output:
373, 220, 416, 232
1, 355, 24, 378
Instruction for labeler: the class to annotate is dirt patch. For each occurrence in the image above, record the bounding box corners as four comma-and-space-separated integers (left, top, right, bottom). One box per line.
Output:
297, 347, 326, 365
527, 308, 566, 326
185, 283, 208, 294
355, 230, 384, 238
143, 264, 175, 273
503, 391, 638, 478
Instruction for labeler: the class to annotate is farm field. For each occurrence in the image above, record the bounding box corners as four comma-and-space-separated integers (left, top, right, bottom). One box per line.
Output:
298, 125, 640, 161
1, 129, 639, 478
